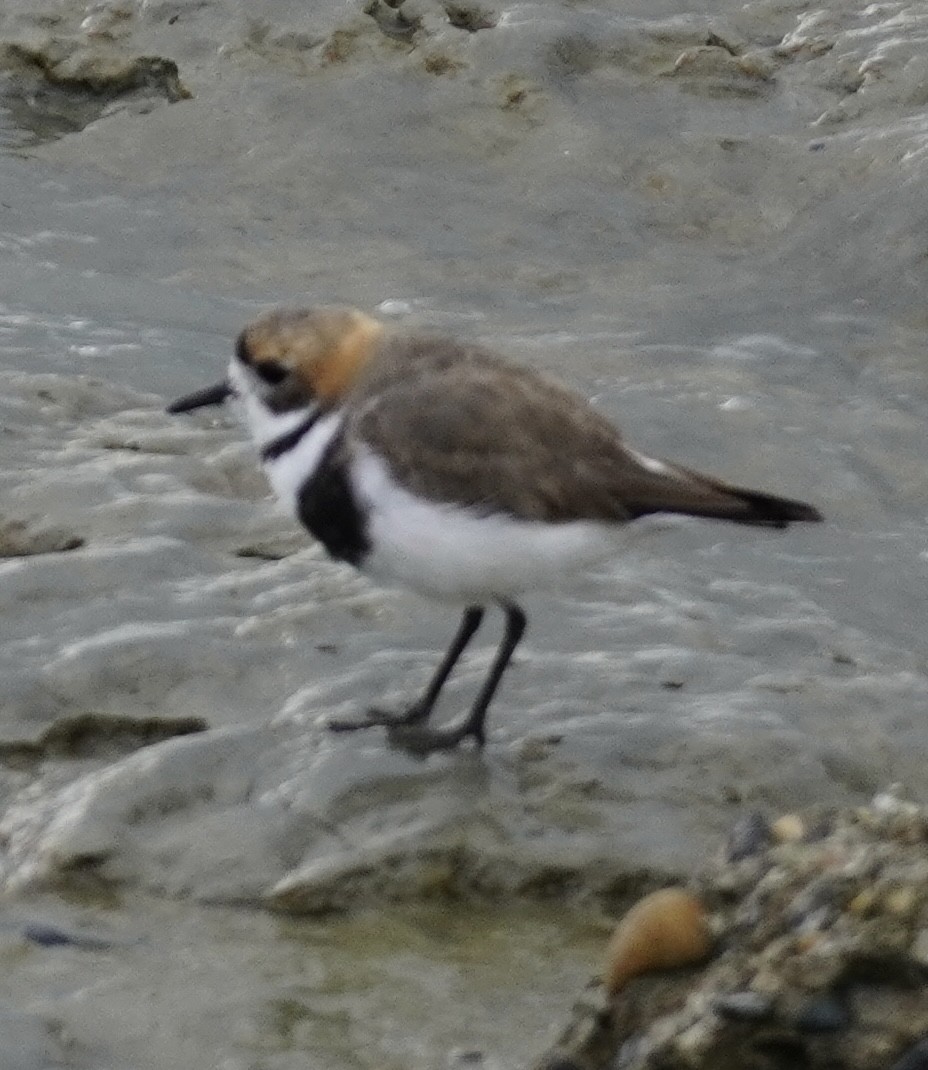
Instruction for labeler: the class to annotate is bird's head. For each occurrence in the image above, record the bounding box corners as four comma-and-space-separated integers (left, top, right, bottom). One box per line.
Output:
167, 306, 385, 421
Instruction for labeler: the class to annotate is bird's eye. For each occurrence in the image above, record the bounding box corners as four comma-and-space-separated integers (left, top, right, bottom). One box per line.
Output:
256, 360, 288, 385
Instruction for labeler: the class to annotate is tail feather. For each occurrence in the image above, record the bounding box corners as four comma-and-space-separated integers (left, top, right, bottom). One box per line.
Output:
624, 461, 824, 529
709, 486, 824, 529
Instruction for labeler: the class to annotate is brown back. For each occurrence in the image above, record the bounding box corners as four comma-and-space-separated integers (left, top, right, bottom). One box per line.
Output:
347, 333, 787, 525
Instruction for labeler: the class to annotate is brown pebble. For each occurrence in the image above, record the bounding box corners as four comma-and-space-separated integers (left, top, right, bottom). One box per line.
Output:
604, 888, 713, 994
848, 888, 878, 917
885, 885, 918, 917
795, 932, 824, 953
771, 814, 805, 844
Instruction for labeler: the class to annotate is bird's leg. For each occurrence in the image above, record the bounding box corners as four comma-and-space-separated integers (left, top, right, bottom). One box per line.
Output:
388, 604, 526, 754
327, 606, 485, 733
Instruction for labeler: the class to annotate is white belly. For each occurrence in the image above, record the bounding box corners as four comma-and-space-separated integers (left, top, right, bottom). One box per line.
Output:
352, 449, 621, 603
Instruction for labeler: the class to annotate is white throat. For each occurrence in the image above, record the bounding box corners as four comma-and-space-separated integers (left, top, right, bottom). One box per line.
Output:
227, 358, 344, 514
228, 358, 310, 450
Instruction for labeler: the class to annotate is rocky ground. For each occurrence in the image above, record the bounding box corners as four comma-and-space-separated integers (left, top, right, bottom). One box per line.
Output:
539, 788, 928, 1070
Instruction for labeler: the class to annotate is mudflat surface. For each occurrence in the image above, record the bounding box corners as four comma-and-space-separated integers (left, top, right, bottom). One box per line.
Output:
0, 1, 926, 1066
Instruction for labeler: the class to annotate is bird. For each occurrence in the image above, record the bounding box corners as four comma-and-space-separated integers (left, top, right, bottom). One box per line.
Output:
167, 307, 823, 754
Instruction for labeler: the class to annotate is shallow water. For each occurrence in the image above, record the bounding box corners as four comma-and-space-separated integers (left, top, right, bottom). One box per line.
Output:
0, 0, 927, 1065
0, 891, 601, 1069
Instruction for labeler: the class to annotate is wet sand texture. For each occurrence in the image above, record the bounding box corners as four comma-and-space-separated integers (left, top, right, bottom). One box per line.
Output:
0, 0, 927, 1066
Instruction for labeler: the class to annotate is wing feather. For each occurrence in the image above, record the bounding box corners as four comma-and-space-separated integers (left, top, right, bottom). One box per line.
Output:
349, 339, 821, 528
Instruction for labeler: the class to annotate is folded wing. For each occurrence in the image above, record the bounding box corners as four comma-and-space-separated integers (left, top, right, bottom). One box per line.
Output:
351, 356, 822, 528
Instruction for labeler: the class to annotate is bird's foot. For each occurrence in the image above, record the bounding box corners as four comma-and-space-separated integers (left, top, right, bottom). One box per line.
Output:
386, 719, 484, 756
327, 701, 431, 734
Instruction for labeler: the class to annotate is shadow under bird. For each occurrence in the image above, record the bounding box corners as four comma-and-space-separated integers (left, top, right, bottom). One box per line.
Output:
168, 307, 823, 754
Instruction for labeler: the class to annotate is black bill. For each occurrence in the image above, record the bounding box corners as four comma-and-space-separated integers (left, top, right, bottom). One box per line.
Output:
166, 381, 232, 414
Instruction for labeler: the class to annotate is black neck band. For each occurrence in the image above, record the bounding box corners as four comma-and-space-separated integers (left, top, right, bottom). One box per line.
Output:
261, 410, 322, 461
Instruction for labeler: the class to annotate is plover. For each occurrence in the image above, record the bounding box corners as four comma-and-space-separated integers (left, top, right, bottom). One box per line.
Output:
168, 307, 822, 753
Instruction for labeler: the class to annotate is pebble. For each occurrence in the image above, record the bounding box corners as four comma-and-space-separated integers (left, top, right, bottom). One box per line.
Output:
604, 888, 712, 995
725, 811, 771, 862
771, 814, 805, 844
792, 993, 852, 1034
711, 991, 775, 1023
848, 888, 879, 917
22, 922, 116, 950
447, 1050, 485, 1067
872, 787, 916, 818
885, 885, 918, 917
911, 928, 928, 967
